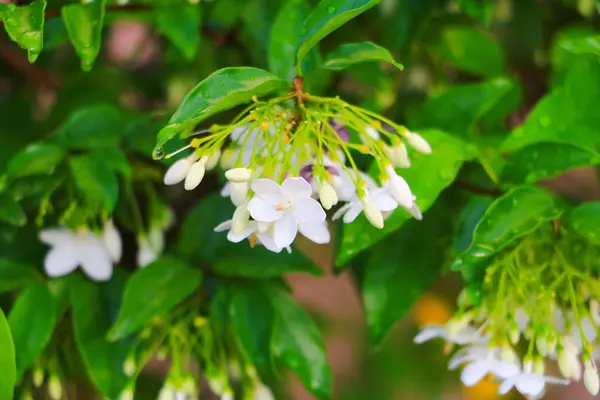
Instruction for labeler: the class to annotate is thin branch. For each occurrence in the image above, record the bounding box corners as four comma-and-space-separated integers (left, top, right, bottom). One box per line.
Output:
453, 180, 503, 197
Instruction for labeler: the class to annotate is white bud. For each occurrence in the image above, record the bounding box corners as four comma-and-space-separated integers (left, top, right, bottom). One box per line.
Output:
48, 375, 63, 400
253, 383, 275, 400
120, 387, 135, 400
364, 125, 381, 140
164, 154, 198, 185
536, 336, 549, 356
384, 164, 413, 209
102, 219, 123, 263
184, 156, 208, 191
533, 358, 545, 375
123, 357, 136, 376
158, 385, 176, 400
232, 204, 250, 234
182, 375, 197, 395
509, 326, 520, 345
220, 148, 237, 170
33, 367, 44, 387
230, 181, 249, 206
221, 390, 234, 400
206, 148, 221, 170
406, 131, 432, 154
137, 235, 158, 268
361, 198, 384, 229
225, 167, 252, 183
584, 361, 600, 395
318, 181, 338, 210
384, 143, 411, 168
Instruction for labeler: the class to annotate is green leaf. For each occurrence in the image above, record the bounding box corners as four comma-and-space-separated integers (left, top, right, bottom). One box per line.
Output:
9, 283, 59, 377
0, 0, 46, 62
229, 284, 275, 373
296, 0, 382, 68
156, 67, 287, 148
213, 245, 322, 278
323, 41, 403, 71
501, 143, 600, 186
109, 257, 202, 340
552, 28, 600, 70
0, 194, 26, 227
69, 153, 119, 213
568, 202, 600, 245
177, 193, 235, 263
156, 3, 201, 60
408, 77, 519, 136
0, 258, 43, 294
438, 26, 504, 77
453, 185, 563, 274
453, 196, 494, 254
69, 272, 132, 397
6, 143, 65, 179
268, 0, 314, 81
270, 287, 332, 400
61, 0, 106, 71
502, 58, 600, 152
458, 0, 493, 25
337, 130, 476, 265
92, 148, 132, 180
0, 307, 15, 400
363, 192, 460, 344
54, 104, 125, 149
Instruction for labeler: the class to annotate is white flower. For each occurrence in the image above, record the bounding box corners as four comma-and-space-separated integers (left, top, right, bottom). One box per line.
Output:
584, 360, 599, 395
164, 153, 198, 185
214, 220, 288, 253
384, 164, 414, 209
39, 221, 122, 281
252, 383, 275, 400
414, 320, 479, 345
247, 177, 326, 248
136, 227, 164, 268
448, 346, 520, 387
405, 130, 432, 154
497, 361, 569, 398
102, 219, 122, 262
332, 187, 397, 224
361, 198, 384, 229
557, 337, 582, 381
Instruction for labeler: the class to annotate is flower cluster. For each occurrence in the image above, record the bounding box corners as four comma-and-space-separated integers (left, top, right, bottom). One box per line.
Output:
416, 230, 600, 398
160, 91, 431, 252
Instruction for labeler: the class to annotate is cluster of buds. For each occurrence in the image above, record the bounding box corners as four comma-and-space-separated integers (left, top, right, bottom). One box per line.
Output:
415, 231, 600, 398
158, 85, 431, 252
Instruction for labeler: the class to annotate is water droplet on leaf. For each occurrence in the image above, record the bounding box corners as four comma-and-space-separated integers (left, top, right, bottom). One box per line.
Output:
153, 146, 164, 160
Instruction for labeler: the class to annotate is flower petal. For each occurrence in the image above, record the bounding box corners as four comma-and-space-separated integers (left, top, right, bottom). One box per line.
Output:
492, 361, 521, 379
372, 190, 398, 212
273, 214, 298, 248
515, 375, 545, 396
251, 179, 283, 204
257, 233, 283, 253
461, 361, 489, 387
414, 326, 445, 344
39, 228, 72, 246
214, 220, 233, 232
343, 202, 363, 224
298, 222, 330, 244
44, 245, 79, 278
75, 237, 114, 281
227, 222, 256, 243
498, 379, 516, 395
281, 177, 312, 200
102, 220, 122, 263
292, 198, 326, 224
164, 157, 194, 185
248, 197, 284, 223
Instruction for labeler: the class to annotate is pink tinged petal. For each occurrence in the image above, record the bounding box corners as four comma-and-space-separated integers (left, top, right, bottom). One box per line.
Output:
164, 158, 193, 185
214, 220, 233, 232
298, 222, 330, 244
461, 361, 490, 387
281, 177, 312, 200
273, 214, 298, 248
251, 179, 283, 205
515, 376, 546, 397
102, 221, 122, 263
498, 379, 516, 395
292, 198, 326, 224
44, 245, 79, 278
256, 233, 283, 253
342, 203, 363, 224
39, 228, 72, 246
248, 197, 284, 223
414, 326, 445, 344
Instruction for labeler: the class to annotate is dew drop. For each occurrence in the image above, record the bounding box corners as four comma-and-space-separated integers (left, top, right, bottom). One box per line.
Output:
152, 146, 165, 160
327, 6, 336, 13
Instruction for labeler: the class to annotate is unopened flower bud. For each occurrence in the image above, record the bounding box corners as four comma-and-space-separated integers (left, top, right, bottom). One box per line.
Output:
120, 386, 135, 400
364, 126, 380, 140
406, 131, 432, 154
232, 204, 250, 234
384, 143, 411, 168
164, 154, 198, 185
206, 149, 221, 170
509, 325, 520, 345
21, 389, 33, 400
48, 375, 63, 400
225, 167, 252, 183
584, 361, 600, 395
184, 156, 208, 191
33, 367, 44, 387
533, 357, 545, 375
384, 164, 413, 209
231, 182, 250, 206
220, 148, 237, 170
221, 390, 234, 400
123, 356, 136, 376
318, 181, 338, 210
361, 198, 383, 229
536, 335, 549, 356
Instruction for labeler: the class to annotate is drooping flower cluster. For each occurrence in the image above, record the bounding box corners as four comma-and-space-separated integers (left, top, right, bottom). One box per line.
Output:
415, 230, 600, 398
159, 90, 431, 252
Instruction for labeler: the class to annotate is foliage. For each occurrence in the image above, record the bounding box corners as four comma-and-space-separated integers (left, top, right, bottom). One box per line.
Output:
1, 0, 600, 399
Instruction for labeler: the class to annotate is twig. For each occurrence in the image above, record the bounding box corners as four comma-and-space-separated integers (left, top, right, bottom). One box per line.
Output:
454, 180, 503, 197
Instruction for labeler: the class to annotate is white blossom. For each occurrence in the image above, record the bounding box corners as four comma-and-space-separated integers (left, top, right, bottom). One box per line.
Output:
448, 346, 520, 387
136, 227, 164, 268
405, 130, 432, 154
164, 153, 198, 185
497, 361, 569, 398
414, 320, 479, 345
